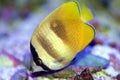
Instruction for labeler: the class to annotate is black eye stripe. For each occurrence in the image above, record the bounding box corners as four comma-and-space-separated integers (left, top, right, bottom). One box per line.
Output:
30, 42, 51, 70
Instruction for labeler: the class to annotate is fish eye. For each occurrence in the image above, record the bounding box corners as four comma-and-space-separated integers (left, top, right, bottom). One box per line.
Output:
35, 58, 42, 65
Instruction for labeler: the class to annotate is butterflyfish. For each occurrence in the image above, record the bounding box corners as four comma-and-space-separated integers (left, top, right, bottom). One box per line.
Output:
30, 1, 95, 77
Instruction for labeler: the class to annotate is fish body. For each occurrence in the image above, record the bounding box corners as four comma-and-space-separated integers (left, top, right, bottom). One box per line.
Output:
30, 1, 95, 77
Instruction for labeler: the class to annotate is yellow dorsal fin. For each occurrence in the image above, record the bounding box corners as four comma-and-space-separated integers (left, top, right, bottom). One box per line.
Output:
46, 1, 81, 21
81, 4, 93, 22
